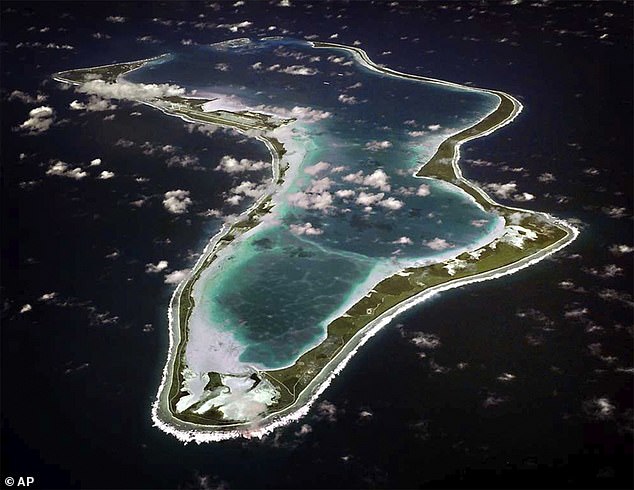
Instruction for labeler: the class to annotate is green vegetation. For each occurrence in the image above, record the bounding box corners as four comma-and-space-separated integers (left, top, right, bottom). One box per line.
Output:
55, 58, 157, 84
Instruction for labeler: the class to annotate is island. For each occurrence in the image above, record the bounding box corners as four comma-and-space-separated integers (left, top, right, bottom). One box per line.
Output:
54, 38, 578, 443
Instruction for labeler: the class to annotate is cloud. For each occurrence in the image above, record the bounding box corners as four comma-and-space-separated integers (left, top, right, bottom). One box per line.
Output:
19, 106, 54, 134
514, 192, 535, 202
602, 206, 628, 219
583, 264, 623, 278
145, 260, 169, 273
423, 237, 453, 251
355, 191, 385, 207
584, 397, 615, 420
304, 161, 331, 176
338, 94, 358, 105
408, 130, 427, 137
428, 124, 441, 131
289, 222, 323, 236
77, 79, 185, 102
90, 158, 102, 166
254, 104, 331, 123
416, 184, 431, 196
278, 65, 319, 76
288, 191, 333, 211
8, 90, 47, 104
215, 155, 269, 173
343, 169, 391, 191
20, 304, 32, 314
609, 244, 634, 255
410, 332, 441, 350
538, 172, 556, 183
166, 154, 201, 169
484, 181, 517, 199
45, 160, 87, 179
378, 197, 404, 210
364, 140, 392, 151
315, 400, 338, 422
230, 181, 268, 198
163, 190, 192, 214
226, 195, 243, 206
164, 269, 190, 284
105, 15, 127, 23
215, 63, 230, 72
69, 96, 117, 112
294, 424, 312, 437
392, 236, 413, 245
217, 21, 253, 32
98, 170, 115, 179
335, 189, 355, 199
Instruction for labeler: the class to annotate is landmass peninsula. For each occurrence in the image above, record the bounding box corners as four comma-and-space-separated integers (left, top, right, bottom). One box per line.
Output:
54, 38, 578, 443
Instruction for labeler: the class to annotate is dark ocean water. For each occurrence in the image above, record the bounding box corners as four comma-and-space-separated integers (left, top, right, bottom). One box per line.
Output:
1, 2, 632, 489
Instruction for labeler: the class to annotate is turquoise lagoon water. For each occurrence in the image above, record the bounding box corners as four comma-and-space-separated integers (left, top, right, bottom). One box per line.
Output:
127, 39, 503, 369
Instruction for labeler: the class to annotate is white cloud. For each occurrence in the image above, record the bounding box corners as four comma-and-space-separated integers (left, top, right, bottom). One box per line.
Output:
470, 219, 489, 227
145, 260, 169, 273
408, 130, 427, 137
255, 104, 331, 123
166, 154, 200, 168
217, 21, 253, 32
39, 292, 57, 302
416, 184, 431, 196
364, 140, 392, 151
45, 160, 87, 180
163, 189, 192, 214
69, 100, 85, 110
338, 93, 358, 105
226, 195, 243, 206
335, 189, 355, 199
424, 237, 453, 250
90, 158, 102, 166
307, 177, 334, 193
77, 79, 185, 102
231, 181, 267, 198
315, 400, 338, 422
289, 222, 323, 236
164, 269, 190, 284
304, 161, 331, 176
514, 192, 535, 202
584, 397, 615, 420
98, 170, 115, 179
484, 181, 518, 199
8, 90, 47, 104
20, 304, 32, 314
378, 197, 404, 210
105, 15, 127, 23
215, 155, 269, 173
19, 106, 54, 134
392, 236, 413, 245
428, 124, 441, 131
355, 191, 384, 207
278, 65, 319, 76
70, 96, 117, 112
288, 191, 333, 211
343, 169, 391, 191
609, 244, 634, 255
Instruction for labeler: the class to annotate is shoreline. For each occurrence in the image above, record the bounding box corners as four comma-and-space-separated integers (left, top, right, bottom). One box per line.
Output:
52, 39, 579, 443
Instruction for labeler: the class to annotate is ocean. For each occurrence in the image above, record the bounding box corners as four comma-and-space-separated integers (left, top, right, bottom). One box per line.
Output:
1, 1, 631, 488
